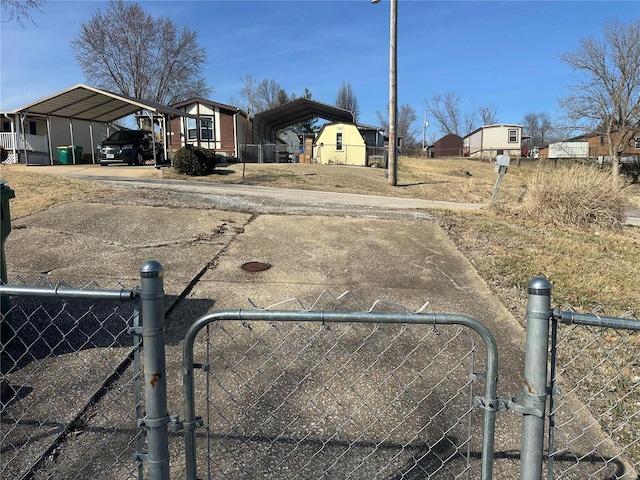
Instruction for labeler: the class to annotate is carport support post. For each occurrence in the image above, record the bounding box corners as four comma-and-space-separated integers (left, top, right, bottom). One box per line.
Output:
519, 277, 552, 480
140, 261, 170, 480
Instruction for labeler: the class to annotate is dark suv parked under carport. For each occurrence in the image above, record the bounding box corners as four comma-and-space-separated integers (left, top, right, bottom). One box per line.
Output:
99, 129, 165, 166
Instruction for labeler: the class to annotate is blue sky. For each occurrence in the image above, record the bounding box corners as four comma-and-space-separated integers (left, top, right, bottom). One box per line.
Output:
1, 0, 638, 138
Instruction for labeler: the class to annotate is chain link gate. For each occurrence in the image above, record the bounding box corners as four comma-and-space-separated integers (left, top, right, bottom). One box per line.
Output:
179, 310, 500, 480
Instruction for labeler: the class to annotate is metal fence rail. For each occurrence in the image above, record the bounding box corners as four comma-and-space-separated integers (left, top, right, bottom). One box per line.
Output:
180, 309, 499, 480
0, 262, 167, 480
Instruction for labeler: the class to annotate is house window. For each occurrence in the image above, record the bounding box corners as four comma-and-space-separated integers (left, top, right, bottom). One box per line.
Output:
2, 121, 11, 132
508, 129, 518, 143
200, 116, 213, 140
187, 118, 197, 140
336, 132, 343, 150
29, 121, 36, 135
600, 136, 605, 146
635, 137, 640, 149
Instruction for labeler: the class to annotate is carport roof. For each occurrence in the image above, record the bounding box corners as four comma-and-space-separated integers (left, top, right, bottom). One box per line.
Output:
11, 84, 193, 123
253, 98, 354, 142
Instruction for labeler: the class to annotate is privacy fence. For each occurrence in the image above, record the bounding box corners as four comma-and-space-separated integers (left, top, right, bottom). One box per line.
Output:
1, 264, 639, 479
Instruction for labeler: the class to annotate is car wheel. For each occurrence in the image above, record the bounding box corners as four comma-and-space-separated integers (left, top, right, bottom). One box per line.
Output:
100, 162, 108, 167
135, 152, 144, 166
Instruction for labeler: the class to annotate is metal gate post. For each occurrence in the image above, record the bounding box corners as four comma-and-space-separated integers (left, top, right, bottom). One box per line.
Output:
519, 277, 552, 480
140, 261, 170, 480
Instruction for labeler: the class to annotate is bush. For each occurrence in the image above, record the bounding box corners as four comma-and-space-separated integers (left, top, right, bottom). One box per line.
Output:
172, 146, 217, 176
0, 146, 8, 163
520, 165, 633, 230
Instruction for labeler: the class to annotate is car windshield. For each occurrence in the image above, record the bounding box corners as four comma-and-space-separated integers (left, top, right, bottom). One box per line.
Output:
106, 131, 142, 142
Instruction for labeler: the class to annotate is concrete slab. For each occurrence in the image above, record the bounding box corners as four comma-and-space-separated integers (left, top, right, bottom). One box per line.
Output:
6, 203, 252, 293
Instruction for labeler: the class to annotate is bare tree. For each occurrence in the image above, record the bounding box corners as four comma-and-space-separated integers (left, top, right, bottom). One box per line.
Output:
71, 0, 211, 106
425, 92, 499, 137
522, 112, 556, 147
335, 81, 360, 123
1, 0, 44, 25
239, 75, 288, 113
376, 103, 419, 147
559, 18, 640, 175
478, 105, 498, 126
425, 92, 462, 136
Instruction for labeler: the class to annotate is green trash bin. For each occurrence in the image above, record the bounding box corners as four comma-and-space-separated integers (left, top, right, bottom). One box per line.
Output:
1, 181, 15, 343
58, 146, 71, 165
72, 145, 83, 164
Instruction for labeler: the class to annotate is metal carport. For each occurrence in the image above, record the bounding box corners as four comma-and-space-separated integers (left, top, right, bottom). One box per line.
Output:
252, 98, 354, 143
8, 84, 194, 165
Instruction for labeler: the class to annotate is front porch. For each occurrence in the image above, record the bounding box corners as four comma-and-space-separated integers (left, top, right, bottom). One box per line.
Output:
0, 132, 52, 165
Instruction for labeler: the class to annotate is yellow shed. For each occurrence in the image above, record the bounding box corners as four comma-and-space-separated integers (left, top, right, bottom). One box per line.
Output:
313, 123, 367, 166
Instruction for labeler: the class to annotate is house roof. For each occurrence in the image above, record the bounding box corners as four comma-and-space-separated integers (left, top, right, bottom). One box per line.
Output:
252, 98, 354, 142
10, 84, 194, 123
172, 97, 248, 117
314, 121, 364, 144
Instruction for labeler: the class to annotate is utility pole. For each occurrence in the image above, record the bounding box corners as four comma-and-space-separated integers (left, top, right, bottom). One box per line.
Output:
373, 0, 398, 185
388, 0, 398, 186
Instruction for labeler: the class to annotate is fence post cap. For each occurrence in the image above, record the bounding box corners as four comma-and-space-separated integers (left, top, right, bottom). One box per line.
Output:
140, 260, 164, 278
528, 277, 551, 293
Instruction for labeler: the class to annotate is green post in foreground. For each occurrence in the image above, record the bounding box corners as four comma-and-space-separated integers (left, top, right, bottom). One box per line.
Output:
1, 181, 15, 343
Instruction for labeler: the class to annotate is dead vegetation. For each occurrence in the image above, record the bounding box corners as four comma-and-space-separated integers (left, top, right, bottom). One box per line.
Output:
519, 165, 633, 230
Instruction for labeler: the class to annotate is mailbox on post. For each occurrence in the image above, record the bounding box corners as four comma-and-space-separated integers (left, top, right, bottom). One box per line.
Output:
490, 155, 510, 207
495, 154, 510, 174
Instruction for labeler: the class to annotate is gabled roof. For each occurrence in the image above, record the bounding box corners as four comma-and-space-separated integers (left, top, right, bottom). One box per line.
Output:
253, 98, 354, 142
10, 84, 194, 123
172, 97, 248, 117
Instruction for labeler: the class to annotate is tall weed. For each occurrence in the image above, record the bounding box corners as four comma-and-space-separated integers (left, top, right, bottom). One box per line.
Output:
520, 166, 633, 230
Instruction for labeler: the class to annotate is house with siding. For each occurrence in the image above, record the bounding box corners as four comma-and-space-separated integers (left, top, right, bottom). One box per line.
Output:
586, 132, 640, 160
314, 122, 367, 166
169, 98, 249, 160
462, 124, 523, 159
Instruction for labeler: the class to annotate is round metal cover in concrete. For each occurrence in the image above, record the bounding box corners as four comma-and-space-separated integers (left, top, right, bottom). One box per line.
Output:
241, 261, 271, 272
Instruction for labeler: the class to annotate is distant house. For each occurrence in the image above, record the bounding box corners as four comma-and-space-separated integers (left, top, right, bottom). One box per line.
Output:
169, 98, 249, 160
433, 134, 463, 158
586, 132, 640, 160
356, 124, 385, 148
463, 124, 523, 159
314, 122, 367, 166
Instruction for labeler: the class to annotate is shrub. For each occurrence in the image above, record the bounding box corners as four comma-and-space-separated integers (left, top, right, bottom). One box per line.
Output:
520, 165, 633, 230
172, 146, 217, 176
0, 146, 8, 163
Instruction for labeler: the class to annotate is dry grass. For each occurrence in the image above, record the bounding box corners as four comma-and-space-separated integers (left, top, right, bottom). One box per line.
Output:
162, 157, 530, 204
0, 168, 115, 219
520, 165, 633, 230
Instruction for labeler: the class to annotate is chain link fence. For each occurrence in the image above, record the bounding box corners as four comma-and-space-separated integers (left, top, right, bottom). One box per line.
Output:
4, 266, 640, 480
546, 307, 640, 479
1, 275, 144, 480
